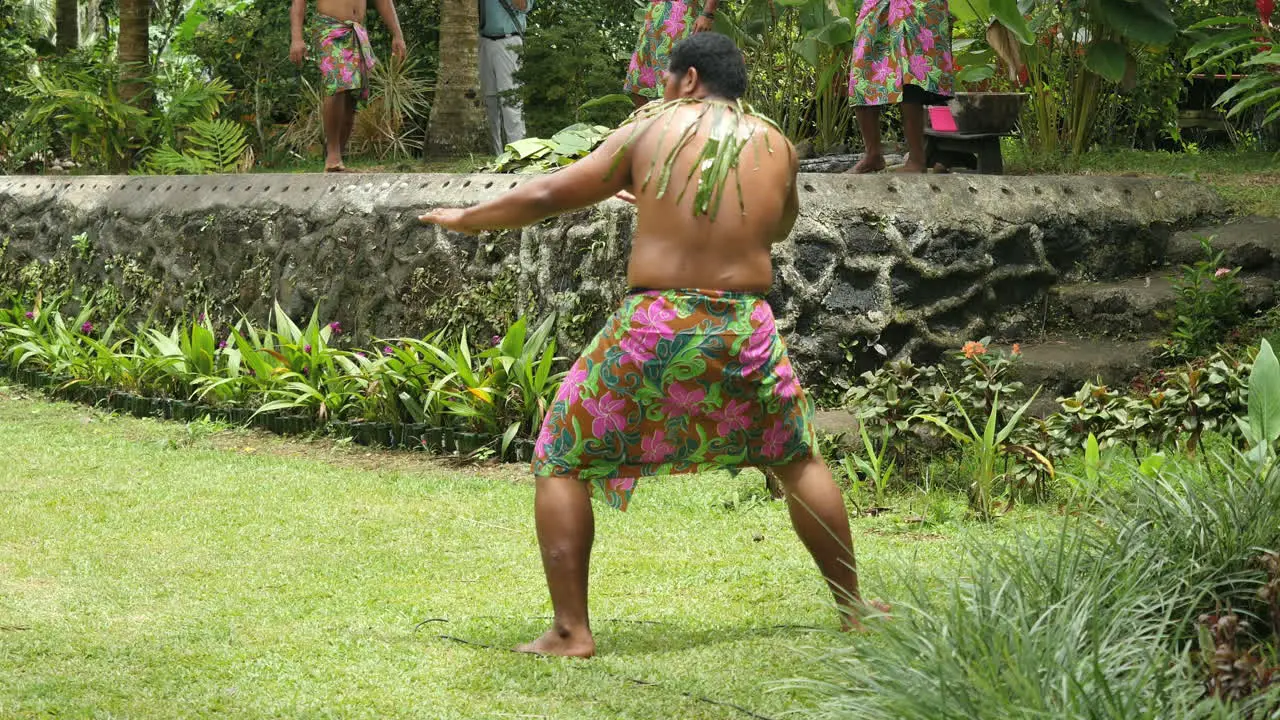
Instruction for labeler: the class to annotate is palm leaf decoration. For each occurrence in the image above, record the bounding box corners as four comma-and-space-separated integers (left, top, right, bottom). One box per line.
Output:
607, 98, 785, 221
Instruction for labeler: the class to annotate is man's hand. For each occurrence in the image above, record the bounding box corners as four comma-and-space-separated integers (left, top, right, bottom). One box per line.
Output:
419, 208, 478, 234
289, 39, 307, 65
391, 36, 407, 60
693, 14, 714, 33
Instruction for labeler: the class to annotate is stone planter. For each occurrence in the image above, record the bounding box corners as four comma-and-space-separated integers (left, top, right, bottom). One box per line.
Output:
945, 92, 1028, 134
455, 432, 487, 455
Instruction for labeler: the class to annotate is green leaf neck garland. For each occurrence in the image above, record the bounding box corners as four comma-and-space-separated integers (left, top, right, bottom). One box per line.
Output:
607, 98, 786, 221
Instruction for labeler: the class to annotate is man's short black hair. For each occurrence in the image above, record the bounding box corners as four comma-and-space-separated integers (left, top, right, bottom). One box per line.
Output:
668, 32, 748, 100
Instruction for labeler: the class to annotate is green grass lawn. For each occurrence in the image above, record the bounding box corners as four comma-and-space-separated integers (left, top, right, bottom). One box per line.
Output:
0, 386, 1060, 719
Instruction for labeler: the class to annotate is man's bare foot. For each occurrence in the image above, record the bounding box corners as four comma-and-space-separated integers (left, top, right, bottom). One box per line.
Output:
324, 165, 349, 173
515, 627, 596, 658
848, 154, 886, 174
840, 599, 892, 632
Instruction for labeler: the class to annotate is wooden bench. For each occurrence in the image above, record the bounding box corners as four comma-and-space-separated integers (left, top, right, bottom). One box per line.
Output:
924, 129, 1007, 175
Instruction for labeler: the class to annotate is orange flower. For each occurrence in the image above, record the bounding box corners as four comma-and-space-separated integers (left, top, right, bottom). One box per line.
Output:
962, 341, 987, 359
1011, 343, 1021, 355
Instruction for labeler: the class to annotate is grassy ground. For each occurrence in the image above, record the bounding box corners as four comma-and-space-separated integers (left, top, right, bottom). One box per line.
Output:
0, 386, 1060, 719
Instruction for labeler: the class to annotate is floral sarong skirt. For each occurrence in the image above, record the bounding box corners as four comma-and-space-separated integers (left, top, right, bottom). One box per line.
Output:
531, 289, 818, 511
848, 0, 954, 106
312, 14, 376, 101
624, 0, 703, 98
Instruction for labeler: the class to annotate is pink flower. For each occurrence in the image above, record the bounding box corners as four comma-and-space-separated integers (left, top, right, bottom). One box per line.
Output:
319, 56, 336, 74
1215, 267, 1231, 278
639, 65, 659, 88
329, 321, 341, 334
711, 398, 752, 437
341, 48, 355, 63
663, 4, 688, 37
774, 361, 800, 399
619, 333, 658, 367
555, 365, 589, 405
940, 51, 954, 72
582, 391, 628, 438
909, 55, 930, 82
80, 321, 93, 334
534, 424, 555, 458
858, 0, 877, 21
661, 383, 706, 417
631, 297, 676, 339
853, 38, 870, 62
339, 66, 354, 84
739, 305, 777, 377
628, 55, 640, 74
640, 431, 676, 463
888, 0, 914, 24
24, 311, 34, 320
761, 420, 791, 459
917, 26, 936, 53
322, 27, 348, 48
605, 477, 635, 494
871, 57, 893, 84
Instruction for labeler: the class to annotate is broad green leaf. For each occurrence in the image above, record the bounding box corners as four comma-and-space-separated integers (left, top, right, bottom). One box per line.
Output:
1248, 339, 1280, 447
1085, 40, 1129, 82
989, 0, 1033, 45
1095, 0, 1176, 46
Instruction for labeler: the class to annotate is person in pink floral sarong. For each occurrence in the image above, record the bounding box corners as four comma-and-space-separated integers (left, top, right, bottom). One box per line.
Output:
847, 0, 954, 173
289, 0, 407, 172
624, 0, 719, 108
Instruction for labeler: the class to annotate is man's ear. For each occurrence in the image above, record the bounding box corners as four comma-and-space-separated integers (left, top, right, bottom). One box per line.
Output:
681, 66, 700, 95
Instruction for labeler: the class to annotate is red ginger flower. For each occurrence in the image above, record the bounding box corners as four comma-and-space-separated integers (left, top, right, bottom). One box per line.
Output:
1261, 0, 1275, 27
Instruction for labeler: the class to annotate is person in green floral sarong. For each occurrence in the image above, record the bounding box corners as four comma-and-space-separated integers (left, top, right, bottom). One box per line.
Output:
624, 0, 719, 108
289, 0, 407, 172
847, 0, 954, 173
422, 33, 882, 658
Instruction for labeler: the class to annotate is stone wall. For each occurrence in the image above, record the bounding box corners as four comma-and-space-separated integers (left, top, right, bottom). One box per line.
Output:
0, 172, 1221, 383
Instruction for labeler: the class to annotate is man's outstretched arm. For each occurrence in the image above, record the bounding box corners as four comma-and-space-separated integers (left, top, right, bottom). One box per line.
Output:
419, 123, 641, 234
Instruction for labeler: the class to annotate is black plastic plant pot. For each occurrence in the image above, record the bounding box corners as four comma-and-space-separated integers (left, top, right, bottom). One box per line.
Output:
455, 432, 487, 455
226, 407, 253, 426
440, 427, 456, 453
421, 427, 444, 453
515, 438, 536, 463
399, 423, 426, 449
352, 422, 378, 446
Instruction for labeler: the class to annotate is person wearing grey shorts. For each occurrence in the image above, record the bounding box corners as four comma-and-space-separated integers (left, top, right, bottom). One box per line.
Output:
479, 0, 531, 155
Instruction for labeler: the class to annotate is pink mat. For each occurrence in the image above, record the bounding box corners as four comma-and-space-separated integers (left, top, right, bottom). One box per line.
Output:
928, 105, 957, 132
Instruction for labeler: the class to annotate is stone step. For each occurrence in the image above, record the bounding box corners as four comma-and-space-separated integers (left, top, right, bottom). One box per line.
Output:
1016, 336, 1157, 403
1169, 216, 1280, 277
1042, 273, 1276, 338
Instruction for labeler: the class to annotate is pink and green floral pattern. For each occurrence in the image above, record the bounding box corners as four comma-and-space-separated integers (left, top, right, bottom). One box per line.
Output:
312, 15, 376, 101
848, 0, 954, 106
531, 289, 817, 511
624, 0, 703, 98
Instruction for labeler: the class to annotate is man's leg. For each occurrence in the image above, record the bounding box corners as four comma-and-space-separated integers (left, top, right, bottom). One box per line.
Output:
850, 105, 886, 174
497, 37, 526, 146
322, 92, 347, 170
515, 474, 597, 657
339, 91, 357, 162
899, 101, 927, 173
478, 37, 504, 155
773, 454, 866, 630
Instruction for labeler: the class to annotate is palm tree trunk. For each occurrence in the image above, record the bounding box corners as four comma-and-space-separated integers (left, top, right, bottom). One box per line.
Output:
118, 0, 149, 105
427, 0, 489, 157
56, 0, 79, 53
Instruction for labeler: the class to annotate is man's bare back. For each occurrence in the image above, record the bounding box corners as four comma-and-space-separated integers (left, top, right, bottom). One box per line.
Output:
622, 104, 799, 293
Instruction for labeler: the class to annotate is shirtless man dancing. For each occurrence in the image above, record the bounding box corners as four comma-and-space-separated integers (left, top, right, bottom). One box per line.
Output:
421, 32, 871, 658
290, 0, 406, 172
